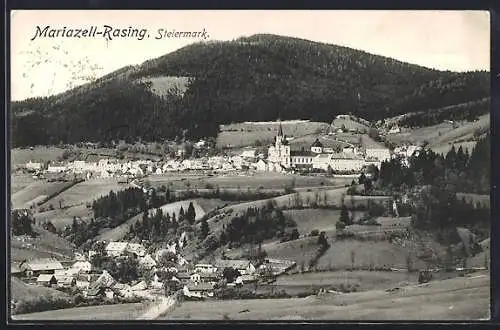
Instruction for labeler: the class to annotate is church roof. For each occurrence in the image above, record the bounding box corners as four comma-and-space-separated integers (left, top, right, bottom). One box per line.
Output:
311, 139, 324, 148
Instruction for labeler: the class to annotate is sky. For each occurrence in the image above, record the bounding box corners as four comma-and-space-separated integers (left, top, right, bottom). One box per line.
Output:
10, 10, 490, 101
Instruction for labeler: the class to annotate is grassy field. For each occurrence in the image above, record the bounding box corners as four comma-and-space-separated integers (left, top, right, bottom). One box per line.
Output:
282, 209, 365, 236
262, 236, 320, 267
11, 180, 76, 210
136, 76, 190, 97
10, 277, 71, 315
10, 175, 37, 194
217, 121, 329, 148
11, 147, 65, 168
275, 270, 419, 292
33, 205, 93, 230
11, 302, 148, 320
315, 239, 427, 271
386, 114, 489, 148
44, 178, 126, 209
146, 173, 338, 190
162, 272, 489, 320
11, 226, 75, 262
331, 116, 370, 131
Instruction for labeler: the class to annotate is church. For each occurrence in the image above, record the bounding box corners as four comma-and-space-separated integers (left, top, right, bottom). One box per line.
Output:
267, 121, 291, 172
267, 121, 324, 172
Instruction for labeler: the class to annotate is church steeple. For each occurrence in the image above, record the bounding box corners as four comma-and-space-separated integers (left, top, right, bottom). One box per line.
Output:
278, 119, 284, 137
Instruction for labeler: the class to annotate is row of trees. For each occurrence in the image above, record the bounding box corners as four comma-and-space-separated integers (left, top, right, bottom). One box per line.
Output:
378, 134, 490, 194
92, 188, 146, 227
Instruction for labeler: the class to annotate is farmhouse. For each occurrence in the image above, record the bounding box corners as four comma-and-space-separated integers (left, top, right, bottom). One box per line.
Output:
215, 260, 256, 275
36, 274, 58, 287
54, 274, 77, 288
19, 258, 64, 277
183, 282, 215, 298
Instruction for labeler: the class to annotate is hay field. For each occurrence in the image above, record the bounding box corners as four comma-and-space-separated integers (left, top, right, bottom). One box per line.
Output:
11, 227, 75, 262
282, 209, 364, 236
161, 273, 489, 320
315, 240, 427, 271
10, 175, 37, 194
11, 181, 75, 210
45, 178, 125, 208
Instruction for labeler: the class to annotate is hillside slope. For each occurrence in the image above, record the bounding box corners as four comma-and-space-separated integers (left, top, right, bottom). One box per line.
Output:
12, 34, 489, 147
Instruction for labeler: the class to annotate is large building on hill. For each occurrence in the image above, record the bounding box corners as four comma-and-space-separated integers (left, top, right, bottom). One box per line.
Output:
266, 121, 388, 173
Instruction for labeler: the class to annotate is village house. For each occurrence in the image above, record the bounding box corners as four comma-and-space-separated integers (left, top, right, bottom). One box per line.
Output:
253, 159, 269, 172
215, 260, 256, 275
194, 263, 218, 274
190, 272, 220, 285
259, 258, 296, 276
126, 243, 146, 257
235, 274, 258, 285
105, 242, 129, 257
183, 282, 215, 299
36, 274, 58, 287
311, 138, 324, 154
54, 274, 77, 288
139, 254, 157, 269
25, 160, 42, 171
173, 272, 192, 284
19, 258, 64, 277
365, 148, 391, 162
72, 260, 93, 273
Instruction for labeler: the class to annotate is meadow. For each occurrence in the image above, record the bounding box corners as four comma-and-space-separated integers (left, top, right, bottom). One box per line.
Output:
11, 180, 77, 210
161, 272, 489, 320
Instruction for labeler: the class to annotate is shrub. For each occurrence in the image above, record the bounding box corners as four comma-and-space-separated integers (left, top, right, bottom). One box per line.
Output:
310, 229, 319, 237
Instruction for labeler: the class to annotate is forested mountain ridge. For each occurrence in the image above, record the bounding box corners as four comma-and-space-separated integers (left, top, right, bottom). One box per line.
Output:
11, 34, 489, 147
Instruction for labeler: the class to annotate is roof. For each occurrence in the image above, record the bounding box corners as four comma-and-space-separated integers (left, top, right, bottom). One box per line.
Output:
54, 275, 75, 283
37, 274, 56, 282
105, 242, 128, 252
291, 150, 314, 157
311, 139, 324, 148
187, 282, 215, 291
21, 258, 64, 271
176, 272, 192, 279
216, 259, 252, 270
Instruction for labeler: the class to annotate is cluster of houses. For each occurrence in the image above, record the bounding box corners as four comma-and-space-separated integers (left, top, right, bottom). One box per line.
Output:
11, 238, 297, 301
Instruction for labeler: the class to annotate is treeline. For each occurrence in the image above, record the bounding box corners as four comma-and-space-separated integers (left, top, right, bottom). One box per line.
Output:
219, 201, 297, 247
92, 188, 146, 227
11, 210, 36, 237
12, 34, 489, 146
398, 98, 490, 128
379, 134, 490, 194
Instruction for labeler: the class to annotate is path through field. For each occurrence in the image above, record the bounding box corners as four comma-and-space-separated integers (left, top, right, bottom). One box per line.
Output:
137, 294, 179, 320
